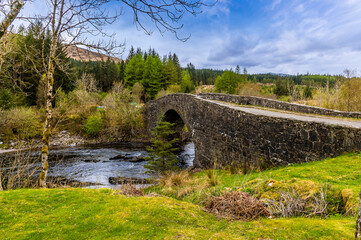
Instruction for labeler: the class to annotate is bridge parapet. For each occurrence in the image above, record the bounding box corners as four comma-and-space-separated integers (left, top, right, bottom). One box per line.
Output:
198, 93, 361, 119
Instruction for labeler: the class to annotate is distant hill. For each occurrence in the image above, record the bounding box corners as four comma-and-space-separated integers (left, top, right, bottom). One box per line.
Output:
66, 45, 122, 62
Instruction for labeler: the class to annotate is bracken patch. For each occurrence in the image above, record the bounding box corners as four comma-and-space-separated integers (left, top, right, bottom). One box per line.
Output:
205, 191, 272, 221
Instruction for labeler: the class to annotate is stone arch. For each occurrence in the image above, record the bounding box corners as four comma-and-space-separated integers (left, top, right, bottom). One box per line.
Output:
163, 109, 191, 142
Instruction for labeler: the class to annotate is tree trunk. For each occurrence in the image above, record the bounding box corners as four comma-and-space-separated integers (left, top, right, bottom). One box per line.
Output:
0, 0, 24, 39
356, 191, 361, 238
0, 171, 3, 191
39, 46, 56, 188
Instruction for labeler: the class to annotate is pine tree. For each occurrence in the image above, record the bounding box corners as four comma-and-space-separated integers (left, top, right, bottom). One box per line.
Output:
118, 60, 125, 82
142, 55, 163, 98
162, 57, 178, 87
235, 65, 241, 74
144, 119, 179, 175
124, 54, 144, 88
126, 46, 135, 64
181, 70, 193, 93
172, 53, 182, 82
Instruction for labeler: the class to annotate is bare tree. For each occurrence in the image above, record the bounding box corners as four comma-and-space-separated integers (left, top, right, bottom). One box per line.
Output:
118, 0, 216, 41
35, 0, 215, 187
36, 0, 121, 187
0, 0, 25, 39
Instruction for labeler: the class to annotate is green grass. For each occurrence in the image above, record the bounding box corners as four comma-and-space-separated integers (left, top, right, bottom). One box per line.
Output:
147, 153, 361, 216
1, 153, 361, 239
0, 188, 356, 239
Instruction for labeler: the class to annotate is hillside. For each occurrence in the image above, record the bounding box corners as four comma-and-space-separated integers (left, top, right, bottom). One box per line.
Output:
66, 45, 122, 62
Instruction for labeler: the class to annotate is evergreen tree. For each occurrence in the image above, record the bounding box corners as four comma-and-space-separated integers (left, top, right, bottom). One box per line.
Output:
243, 67, 248, 75
143, 51, 148, 61
126, 46, 135, 64
181, 70, 194, 93
124, 54, 144, 88
187, 62, 196, 83
144, 119, 179, 175
142, 55, 163, 98
172, 53, 182, 82
235, 65, 241, 74
118, 60, 125, 82
162, 57, 178, 87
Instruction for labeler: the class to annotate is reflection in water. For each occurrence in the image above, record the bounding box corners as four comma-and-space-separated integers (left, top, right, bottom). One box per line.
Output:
44, 142, 195, 187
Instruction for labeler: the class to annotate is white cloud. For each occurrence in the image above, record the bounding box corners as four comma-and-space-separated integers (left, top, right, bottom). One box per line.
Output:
202, 0, 361, 74
271, 0, 282, 10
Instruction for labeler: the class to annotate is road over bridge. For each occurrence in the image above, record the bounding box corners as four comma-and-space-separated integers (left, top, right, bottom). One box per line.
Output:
146, 93, 361, 171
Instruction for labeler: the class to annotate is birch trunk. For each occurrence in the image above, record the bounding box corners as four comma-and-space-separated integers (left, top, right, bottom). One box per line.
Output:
39, 41, 56, 188
356, 191, 361, 238
0, 0, 24, 39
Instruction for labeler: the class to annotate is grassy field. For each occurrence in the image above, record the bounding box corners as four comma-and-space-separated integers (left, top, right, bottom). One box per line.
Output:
1, 153, 360, 239
0, 188, 356, 239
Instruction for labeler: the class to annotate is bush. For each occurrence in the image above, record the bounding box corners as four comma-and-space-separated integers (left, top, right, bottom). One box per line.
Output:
82, 114, 103, 137
68, 89, 101, 106
0, 107, 42, 140
0, 89, 16, 110
100, 104, 145, 141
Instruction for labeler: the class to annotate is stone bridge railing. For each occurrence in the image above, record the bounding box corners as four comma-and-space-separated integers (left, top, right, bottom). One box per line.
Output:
198, 93, 361, 119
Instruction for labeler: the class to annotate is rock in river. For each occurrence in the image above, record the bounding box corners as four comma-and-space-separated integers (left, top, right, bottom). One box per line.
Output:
109, 176, 152, 185
109, 154, 133, 160
128, 156, 147, 163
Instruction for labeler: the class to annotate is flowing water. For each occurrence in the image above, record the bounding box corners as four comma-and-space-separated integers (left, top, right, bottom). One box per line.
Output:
1, 142, 195, 188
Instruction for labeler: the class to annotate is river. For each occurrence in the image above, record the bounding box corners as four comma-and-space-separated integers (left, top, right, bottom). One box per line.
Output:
1, 142, 195, 188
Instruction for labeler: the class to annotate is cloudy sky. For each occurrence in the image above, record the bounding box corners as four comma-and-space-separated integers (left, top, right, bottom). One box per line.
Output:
18, 0, 361, 75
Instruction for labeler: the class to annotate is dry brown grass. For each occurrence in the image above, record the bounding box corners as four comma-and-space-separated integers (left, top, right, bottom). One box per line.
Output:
206, 169, 218, 187
262, 187, 328, 218
205, 191, 272, 221
159, 171, 192, 187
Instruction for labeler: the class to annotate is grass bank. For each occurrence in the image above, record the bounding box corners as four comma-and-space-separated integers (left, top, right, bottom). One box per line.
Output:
148, 152, 361, 216
0, 188, 356, 239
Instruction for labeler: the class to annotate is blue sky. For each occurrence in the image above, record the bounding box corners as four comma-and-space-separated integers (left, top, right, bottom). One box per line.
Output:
18, 0, 361, 75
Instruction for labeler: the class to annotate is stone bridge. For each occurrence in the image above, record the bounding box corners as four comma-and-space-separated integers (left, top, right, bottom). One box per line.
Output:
145, 93, 361, 170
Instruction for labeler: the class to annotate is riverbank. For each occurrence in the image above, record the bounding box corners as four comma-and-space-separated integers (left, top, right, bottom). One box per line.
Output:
0, 130, 150, 155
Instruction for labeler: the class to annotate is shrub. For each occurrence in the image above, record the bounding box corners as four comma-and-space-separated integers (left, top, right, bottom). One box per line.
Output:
167, 84, 182, 94
0, 107, 42, 140
100, 104, 145, 141
0, 89, 16, 110
155, 89, 167, 99
83, 114, 103, 137
68, 89, 101, 106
